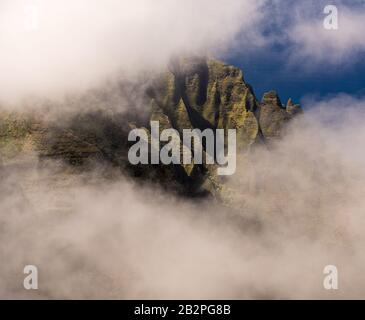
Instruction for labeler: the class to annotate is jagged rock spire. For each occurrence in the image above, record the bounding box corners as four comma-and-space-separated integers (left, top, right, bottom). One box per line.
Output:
262, 90, 283, 107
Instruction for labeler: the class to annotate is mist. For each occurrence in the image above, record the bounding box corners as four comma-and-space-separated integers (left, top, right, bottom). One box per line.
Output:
1, 94, 365, 299
0, 0, 265, 104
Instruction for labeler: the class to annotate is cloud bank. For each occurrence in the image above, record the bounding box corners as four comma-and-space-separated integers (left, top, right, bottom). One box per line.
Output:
1, 94, 365, 299
0, 0, 264, 104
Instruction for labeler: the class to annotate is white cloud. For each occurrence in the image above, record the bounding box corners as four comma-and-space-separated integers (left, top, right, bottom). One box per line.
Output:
288, 5, 365, 64
0, 0, 264, 104
1, 94, 365, 298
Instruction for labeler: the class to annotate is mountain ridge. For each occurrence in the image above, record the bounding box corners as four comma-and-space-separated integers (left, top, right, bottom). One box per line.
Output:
0, 57, 302, 203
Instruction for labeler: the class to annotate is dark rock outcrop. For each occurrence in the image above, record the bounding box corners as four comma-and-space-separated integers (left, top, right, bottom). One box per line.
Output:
0, 57, 301, 201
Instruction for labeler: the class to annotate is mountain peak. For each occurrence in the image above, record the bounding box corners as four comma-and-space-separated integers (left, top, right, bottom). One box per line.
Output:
0, 57, 302, 202
262, 90, 283, 107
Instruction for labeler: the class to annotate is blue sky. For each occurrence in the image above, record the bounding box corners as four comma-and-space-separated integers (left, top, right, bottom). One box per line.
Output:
229, 48, 365, 105
224, 0, 365, 106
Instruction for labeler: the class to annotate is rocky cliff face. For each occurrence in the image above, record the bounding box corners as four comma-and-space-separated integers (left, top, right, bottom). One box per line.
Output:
0, 57, 301, 203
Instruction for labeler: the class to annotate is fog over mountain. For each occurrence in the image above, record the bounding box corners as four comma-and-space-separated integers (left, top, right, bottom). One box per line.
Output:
0, 1, 365, 299
1, 94, 365, 299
